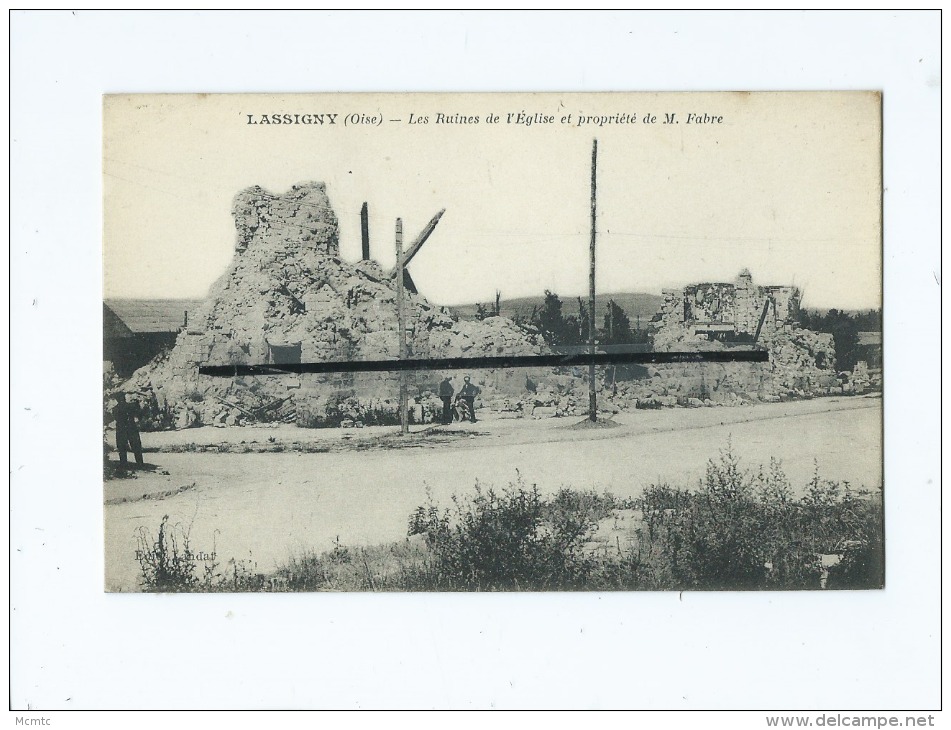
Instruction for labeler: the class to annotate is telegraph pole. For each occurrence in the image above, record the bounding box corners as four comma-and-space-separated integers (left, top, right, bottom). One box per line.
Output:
589, 139, 598, 422
396, 218, 409, 435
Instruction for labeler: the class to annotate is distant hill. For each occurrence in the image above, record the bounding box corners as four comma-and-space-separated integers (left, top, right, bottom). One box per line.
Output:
450, 292, 664, 326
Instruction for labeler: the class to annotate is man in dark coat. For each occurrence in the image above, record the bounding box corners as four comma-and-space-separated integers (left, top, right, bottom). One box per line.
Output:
438, 376, 455, 425
459, 375, 481, 423
113, 392, 144, 467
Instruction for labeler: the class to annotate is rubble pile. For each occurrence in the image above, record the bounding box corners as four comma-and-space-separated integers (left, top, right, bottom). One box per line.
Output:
121, 192, 855, 428
642, 271, 837, 405
607, 361, 773, 408
482, 370, 599, 419
124, 182, 546, 429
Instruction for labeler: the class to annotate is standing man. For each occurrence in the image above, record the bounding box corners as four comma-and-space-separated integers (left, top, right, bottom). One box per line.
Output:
113, 392, 144, 468
438, 375, 455, 425
459, 375, 481, 423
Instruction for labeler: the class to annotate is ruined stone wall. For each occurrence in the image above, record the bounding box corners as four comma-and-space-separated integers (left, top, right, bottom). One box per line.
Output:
120, 193, 844, 427
655, 271, 802, 340
669, 274, 799, 337
649, 270, 834, 403
124, 182, 549, 429
232, 183, 339, 256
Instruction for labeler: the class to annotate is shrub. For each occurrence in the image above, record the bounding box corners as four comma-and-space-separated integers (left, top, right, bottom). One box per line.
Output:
275, 538, 435, 592
634, 448, 882, 590
545, 488, 633, 525
147, 448, 883, 593
135, 515, 198, 591
135, 516, 258, 592
826, 488, 884, 589
407, 478, 597, 590
185, 388, 205, 403
637, 449, 773, 589
298, 394, 413, 428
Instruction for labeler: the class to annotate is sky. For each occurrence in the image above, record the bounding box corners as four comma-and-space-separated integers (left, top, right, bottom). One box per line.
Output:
103, 92, 882, 310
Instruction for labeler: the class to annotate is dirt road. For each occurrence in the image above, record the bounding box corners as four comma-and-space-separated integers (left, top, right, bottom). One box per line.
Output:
104, 396, 882, 591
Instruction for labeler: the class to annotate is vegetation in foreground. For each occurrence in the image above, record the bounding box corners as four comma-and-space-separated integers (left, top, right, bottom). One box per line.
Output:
136, 448, 883, 593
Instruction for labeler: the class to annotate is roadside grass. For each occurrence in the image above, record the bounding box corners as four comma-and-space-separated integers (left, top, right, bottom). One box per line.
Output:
136, 446, 883, 592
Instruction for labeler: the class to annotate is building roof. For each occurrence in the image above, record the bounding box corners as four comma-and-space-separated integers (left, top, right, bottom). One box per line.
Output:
103, 303, 133, 339
104, 299, 204, 334
857, 331, 882, 347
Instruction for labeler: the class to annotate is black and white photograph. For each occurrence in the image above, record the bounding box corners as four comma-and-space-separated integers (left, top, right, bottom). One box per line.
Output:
11, 9, 941, 717
102, 91, 883, 594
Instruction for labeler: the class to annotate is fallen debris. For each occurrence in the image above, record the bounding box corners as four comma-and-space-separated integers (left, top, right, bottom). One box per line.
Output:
644, 270, 836, 404
125, 182, 545, 429
122, 189, 852, 429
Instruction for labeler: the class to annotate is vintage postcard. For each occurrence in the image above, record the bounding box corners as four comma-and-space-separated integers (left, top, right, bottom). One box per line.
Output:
103, 92, 882, 592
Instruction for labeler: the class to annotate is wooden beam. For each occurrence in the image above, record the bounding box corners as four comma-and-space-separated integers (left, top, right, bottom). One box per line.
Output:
403, 209, 444, 267
588, 139, 598, 422
360, 202, 370, 260
396, 218, 409, 436
388, 209, 445, 276
753, 298, 771, 344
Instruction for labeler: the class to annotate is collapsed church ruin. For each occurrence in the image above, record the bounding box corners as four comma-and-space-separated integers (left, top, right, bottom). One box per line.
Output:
123, 182, 545, 429
641, 270, 837, 406
119, 181, 844, 429
653, 269, 801, 346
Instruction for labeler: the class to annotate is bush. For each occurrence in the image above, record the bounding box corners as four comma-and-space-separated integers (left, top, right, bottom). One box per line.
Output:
634, 448, 882, 590
149, 448, 883, 592
185, 388, 205, 403
545, 488, 633, 524
135, 515, 258, 592
135, 515, 199, 591
275, 538, 434, 591
407, 479, 598, 591
825, 488, 884, 589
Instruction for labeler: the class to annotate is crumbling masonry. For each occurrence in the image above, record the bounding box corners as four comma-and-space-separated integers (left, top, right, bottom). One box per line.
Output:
125, 182, 545, 429
633, 270, 838, 406
653, 268, 801, 346
124, 185, 845, 427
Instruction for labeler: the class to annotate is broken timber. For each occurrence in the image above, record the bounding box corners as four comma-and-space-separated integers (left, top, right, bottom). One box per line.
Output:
395, 217, 409, 435
753, 298, 771, 344
588, 138, 598, 422
360, 202, 370, 260
387, 209, 445, 280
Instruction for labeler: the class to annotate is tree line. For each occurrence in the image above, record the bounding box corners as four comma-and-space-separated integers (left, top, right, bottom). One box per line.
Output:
797, 308, 882, 372
473, 290, 882, 372
478, 290, 650, 347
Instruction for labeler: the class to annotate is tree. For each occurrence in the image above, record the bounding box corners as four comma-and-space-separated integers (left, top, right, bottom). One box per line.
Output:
532, 290, 579, 346
477, 292, 502, 321
826, 312, 860, 372
602, 299, 634, 345
797, 308, 877, 371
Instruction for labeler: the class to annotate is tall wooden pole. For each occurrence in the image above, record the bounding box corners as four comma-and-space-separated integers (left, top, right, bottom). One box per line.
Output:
589, 139, 598, 422
361, 202, 370, 260
396, 218, 409, 435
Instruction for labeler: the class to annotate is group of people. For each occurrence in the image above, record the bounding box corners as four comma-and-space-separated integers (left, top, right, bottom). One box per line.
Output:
438, 375, 481, 425
106, 378, 479, 463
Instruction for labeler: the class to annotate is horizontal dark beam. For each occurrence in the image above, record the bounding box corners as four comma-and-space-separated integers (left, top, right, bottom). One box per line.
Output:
199, 349, 768, 377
